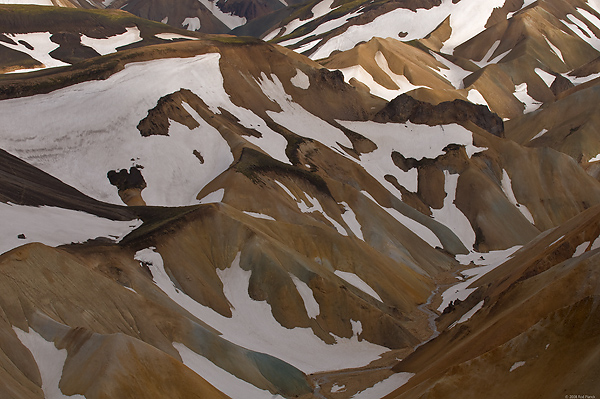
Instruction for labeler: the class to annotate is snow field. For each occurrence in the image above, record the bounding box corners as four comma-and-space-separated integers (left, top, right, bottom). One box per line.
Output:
0, 202, 141, 255
135, 248, 390, 373
309, 0, 535, 60
0, 53, 289, 206
80, 27, 142, 55
173, 343, 285, 399
13, 327, 85, 399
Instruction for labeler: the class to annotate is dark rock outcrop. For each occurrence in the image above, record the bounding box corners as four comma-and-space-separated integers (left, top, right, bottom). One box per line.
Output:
373, 93, 505, 137
550, 75, 575, 97
107, 167, 147, 192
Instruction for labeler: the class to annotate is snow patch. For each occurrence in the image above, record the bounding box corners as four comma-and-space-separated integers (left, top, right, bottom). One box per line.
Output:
431, 171, 476, 250
467, 89, 489, 107
530, 128, 548, 141
340, 202, 363, 240
439, 245, 522, 312
0, 0, 52, 4
0, 202, 141, 256
429, 53, 471, 89
182, 17, 201, 31
0, 32, 70, 73
334, 270, 383, 302
258, 73, 353, 154
501, 169, 535, 224
331, 384, 346, 393
573, 241, 589, 257
338, 120, 480, 194
290, 274, 320, 319
543, 35, 565, 63
13, 327, 85, 399
195, 0, 246, 30
173, 343, 284, 399
80, 27, 142, 56
361, 191, 442, 248
199, 188, 225, 203
534, 68, 556, 87
550, 235, 565, 247
449, 300, 484, 328
290, 69, 310, 89
514, 83, 542, 113
351, 372, 414, 399
155, 33, 200, 41
509, 361, 526, 372
280, 0, 337, 37
242, 211, 276, 221
589, 153, 600, 162
136, 248, 389, 373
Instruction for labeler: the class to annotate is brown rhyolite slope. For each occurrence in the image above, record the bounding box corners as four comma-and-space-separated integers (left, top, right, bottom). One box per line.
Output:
386, 205, 600, 399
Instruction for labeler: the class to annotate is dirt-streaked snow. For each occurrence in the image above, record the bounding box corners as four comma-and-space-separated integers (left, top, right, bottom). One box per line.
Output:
13, 327, 85, 399
334, 270, 383, 302
173, 343, 284, 399
136, 248, 390, 373
0, 53, 247, 206
0, 202, 141, 255
80, 27, 142, 55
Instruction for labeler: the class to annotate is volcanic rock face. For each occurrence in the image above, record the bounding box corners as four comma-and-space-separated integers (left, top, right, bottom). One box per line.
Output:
373, 94, 505, 137
0, 1, 600, 399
